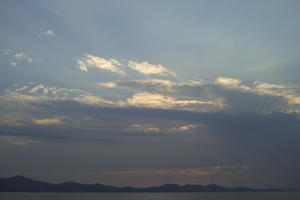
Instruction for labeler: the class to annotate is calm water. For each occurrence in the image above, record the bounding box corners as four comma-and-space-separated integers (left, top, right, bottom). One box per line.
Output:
0, 192, 300, 200
1, 192, 300, 200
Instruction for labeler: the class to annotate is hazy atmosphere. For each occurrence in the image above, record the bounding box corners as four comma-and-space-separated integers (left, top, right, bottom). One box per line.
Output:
1, 0, 300, 189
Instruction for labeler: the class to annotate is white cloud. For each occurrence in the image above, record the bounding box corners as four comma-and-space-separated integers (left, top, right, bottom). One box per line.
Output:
77, 54, 125, 75
128, 60, 176, 77
40, 30, 55, 37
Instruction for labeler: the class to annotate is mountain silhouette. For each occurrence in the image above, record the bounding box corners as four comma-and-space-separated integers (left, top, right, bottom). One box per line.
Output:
0, 176, 284, 192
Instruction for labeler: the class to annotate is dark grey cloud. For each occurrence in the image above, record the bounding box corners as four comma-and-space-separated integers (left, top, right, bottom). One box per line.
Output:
0, 98, 299, 187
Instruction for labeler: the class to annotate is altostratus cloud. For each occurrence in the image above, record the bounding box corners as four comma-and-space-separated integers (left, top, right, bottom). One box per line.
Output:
77, 54, 176, 77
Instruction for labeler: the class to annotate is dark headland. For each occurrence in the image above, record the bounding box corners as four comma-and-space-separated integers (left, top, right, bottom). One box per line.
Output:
0, 176, 290, 193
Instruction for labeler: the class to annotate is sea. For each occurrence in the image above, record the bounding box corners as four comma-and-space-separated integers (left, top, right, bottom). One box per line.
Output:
0, 192, 300, 200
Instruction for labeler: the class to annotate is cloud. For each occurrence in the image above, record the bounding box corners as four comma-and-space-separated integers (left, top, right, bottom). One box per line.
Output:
255, 81, 300, 105
100, 77, 300, 113
75, 54, 177, 78
74, 95, 114, 105
33, 118, 61, 125
99, 79, 177, 93
0, 136, 41, 146
173, 124, 200, 132
3, 83, 97, 104
129, 124, 161, 133
10, 62, 17, 67
128, 61, 176, 77
14, 53, 33, 64
215, 77, 241, 86
100, 165, 248, 176
28, 84, 45, 94
3, 49, 11, 55
123, 92, 219, 111
40, 30, 55, 37
77, 54, 125, 75
99, 82, 118, 88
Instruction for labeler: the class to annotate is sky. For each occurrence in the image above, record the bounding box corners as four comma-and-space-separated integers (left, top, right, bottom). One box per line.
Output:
0, 0, 300, 189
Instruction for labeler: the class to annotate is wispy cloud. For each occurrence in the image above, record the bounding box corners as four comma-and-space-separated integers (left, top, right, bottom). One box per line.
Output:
128, 61, 176, 77
32, 118, 62, 125
0, 136, 41, 146
129, 124, 161, 133
173, 124, 200, 132
77, 54, 125, 75
10, 62, 17, 67
76, 55, 177, 78
123, 92, 218, 111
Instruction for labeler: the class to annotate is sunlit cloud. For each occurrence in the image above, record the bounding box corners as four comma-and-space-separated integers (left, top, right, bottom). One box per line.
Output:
215, 77, 241, 86
123, 92, 218, 111
128, 61, 176, 77
255, 81, 300, 105
33, 118, 62, 125
100, 77, 300, 113
28, 84, 45, 94
77, 54, 125, 75
173, 124, 200, 132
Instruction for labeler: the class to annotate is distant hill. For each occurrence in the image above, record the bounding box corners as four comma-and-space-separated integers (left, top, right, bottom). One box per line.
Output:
0, 176, 284, 193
